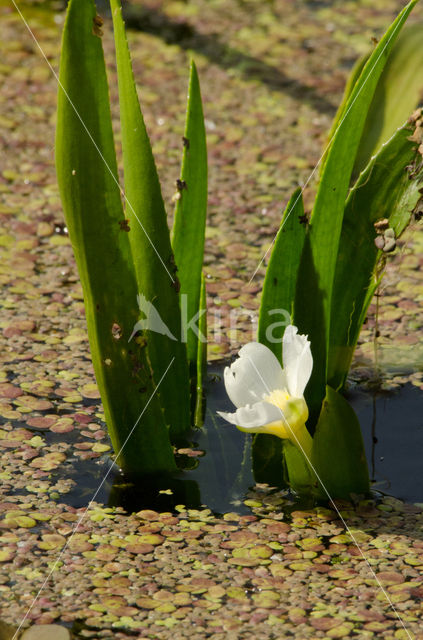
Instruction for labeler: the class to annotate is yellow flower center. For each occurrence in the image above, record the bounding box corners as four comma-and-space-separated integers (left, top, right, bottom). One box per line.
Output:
261, 389, 309, 442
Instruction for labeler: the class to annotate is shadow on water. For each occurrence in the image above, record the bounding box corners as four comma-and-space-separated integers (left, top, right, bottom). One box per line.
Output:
61, 364, 423, 515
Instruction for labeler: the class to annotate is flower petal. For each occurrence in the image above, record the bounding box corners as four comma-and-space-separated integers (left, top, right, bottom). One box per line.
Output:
217, 400, 283, 431
223, 342, 285, 408
282, 325, 313, 397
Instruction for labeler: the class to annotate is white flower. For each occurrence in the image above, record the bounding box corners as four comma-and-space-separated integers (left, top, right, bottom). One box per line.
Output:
218, 325, 313, 453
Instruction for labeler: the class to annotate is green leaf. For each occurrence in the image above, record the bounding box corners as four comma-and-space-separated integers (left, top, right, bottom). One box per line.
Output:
110, 0, 191, 439
258, 187, 306, 361
328, 114, 423, 390
293, 232, 325, 428
56, 0, 176, 473
355, 23, 423, 175
321, 53, 369, 177
172, 60, 208, 373
294, 0, 418, 421
194, 273, 207, 427
253, 188, 306, 479
312, 386, 369, 499
326, 23, 423, 179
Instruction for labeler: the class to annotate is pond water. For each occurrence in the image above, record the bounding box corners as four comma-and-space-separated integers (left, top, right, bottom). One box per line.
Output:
62, 365, 423, 515
351, 383, 423, 504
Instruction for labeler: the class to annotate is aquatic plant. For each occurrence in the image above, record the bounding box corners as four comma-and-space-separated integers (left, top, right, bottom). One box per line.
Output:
57, 0, 422, 495
56, 0, 207, 473
222, 0, 423, 498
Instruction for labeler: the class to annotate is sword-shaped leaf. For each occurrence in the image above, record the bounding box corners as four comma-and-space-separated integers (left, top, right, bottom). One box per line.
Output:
194, 273, 207, 427
294, 0, 418, 423
172, 61, 208, 375
254, 187, 306, 476
56, 0, 176, 473
312, 386, 369, 499
327, 23, 423, 178
258, 187, 306, 360
328, 112, 423, 390
110, 0, 191, 439
356, 23, 423, 175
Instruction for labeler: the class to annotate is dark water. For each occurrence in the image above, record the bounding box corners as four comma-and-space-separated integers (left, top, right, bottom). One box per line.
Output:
62, 366, 423, 514
95, 367, 256, 515
173, 374, 423, 511
350, 384, 423, 504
